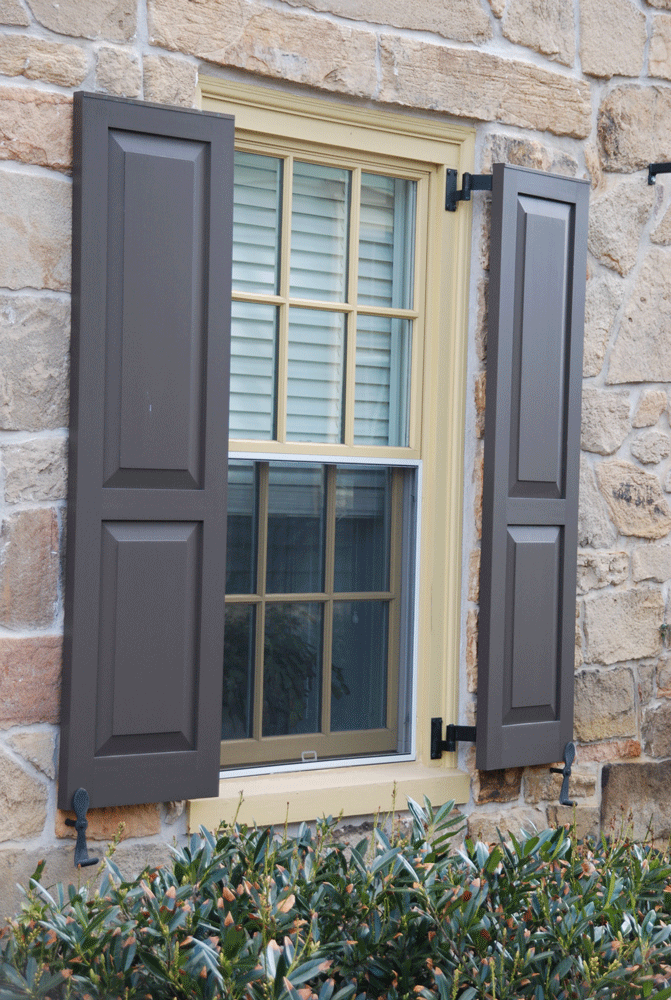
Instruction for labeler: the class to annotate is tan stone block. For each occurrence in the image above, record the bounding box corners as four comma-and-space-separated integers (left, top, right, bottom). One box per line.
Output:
643, 702, 671, 757
631, 430, 671, 464
466, 608, 478, 693
576, 605, 583, 669
3, 437, 67, 503
26, 0, 136, 40
0, 508, 59, 629
279, 0, 491, 43
481, 133, 578, 176
576, 550, 628, 595
652, 203, 671, 246
149, 0, 377, 99
577, 738, 640, 761
0, 636, 61, 728
95, 45, 141, 97
574, 667, 636, 741
601, 761, 671, 842
488, 0, 506, 15
588, 181, 654, 276
639, 662, 656, 704
584, 588, 663, 664
0, 746, 47, 841
632, 543, 671, 582
502, 0, 574, 66
598, 86, 671, 173
650, 15, 671, 80
524, 765, 596, 804
0, 0, 30, 25
474, 446, 483, 540
547, 805, 600, 839
583, 271, 625, 377
464, 700, 477, 729
584, 143, 604, 191
467, 807, 547, 844
142, 54, 197, 107
0, 172, 71, 291
649, 0, 671, 9
56, 802, 161, 841
468, 548, 480, 603
6, 730, 56, 778
580, 0, 646, 77
473, 766, 523, 805
378, 36, 591, 137
581, 387, 630, 455
0, 87, 72, 172
475, 278, 488, 359
474, 372, 486, 439
596, 459, 671, 538
633, 389, 668, 427
578, 458, 617, 548
0, 36, 87, 87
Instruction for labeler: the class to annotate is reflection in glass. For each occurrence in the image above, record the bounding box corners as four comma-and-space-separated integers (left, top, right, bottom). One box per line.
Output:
287, 309, 345, 443
266, 464, 325, 594
226, 461, 256, 595
232, 151, 282, 295
354, 316, 411, 447
222, 603, 255, 740
331, 601, 388, 732
263, 602, 323, 736
290, 161, 350, 301
229, 301, 277, 439
358, 174, 415, 309
334, 466, 390, 592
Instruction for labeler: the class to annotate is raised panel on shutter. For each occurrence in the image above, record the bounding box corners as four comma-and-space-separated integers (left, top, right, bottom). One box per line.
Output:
59, 93, 233, 809
477, 163, 588, 771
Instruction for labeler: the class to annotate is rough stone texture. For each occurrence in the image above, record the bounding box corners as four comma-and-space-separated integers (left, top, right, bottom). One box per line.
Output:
610, 252, 671, 382
639, 662, 656, 703
584, 588, 664, 664
25, 0, 136, 41
631, 430, 671, 464
474, 447, 483, 540
0, 297, 69, 431
596, 460, 671, 538
587, 181, 654, 276
0, 0, 30, 25
602, 761, 671, 841
652, 203, 671, 245
579, 458, 618, 548
580, 0, 646, 78
576, 605, 584, 669
599, 86, 671, 173
0, 172, 71, 290
488, 0, 506, 15
642, 703, 671, 757
481, 133, 579, 176
633, 389, 668, 427
0, 508, 59, 629
583, 271, 625, 377
0, 746, 47, 840
95, 45, 141, 97
474, 372, 486, 439
56, 803, 161, 841
472, 763, 523, 805
142, 54, 197, 107
632, 543, 671, 581
466, 609, 478, 693
581, 386, 630, 454
0, 636, 61, 728
6, 730, 56, 779
658, 658, 671, 696
0, 36, 87, 86
547, 805, 601, 839
468, 807, 547, 844
0, 87, 72, 171
3, 437, 67, 503
378, 36, 591, 136
649, 0, 671, 9
650, 16, 671, 80
574, 668, 637, 742
502, 0, 575, 66
279, 0, 492, 43
577, 739, 641, 761
149, 0, 378, 99
576, 550, 628, 595
524, 766, 596, 804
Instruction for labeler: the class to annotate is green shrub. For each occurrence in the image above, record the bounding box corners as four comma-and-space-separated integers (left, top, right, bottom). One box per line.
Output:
3, 797, 671, 999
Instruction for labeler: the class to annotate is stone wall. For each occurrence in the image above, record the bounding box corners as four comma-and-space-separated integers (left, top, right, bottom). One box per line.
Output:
1, 0, 670, 915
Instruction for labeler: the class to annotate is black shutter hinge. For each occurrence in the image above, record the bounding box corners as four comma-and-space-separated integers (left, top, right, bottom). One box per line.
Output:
648, 162, 671, 184
431, 717, 476, 758
65, 787, 100, 868
549, 741, 576, 807
445, 170, 492, 212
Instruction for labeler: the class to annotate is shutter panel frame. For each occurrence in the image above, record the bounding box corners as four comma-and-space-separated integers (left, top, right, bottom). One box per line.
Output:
59, 92, 234, 809
477, 163, 589, 772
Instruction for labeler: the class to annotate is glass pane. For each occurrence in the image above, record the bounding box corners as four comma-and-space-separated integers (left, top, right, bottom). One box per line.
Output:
290, 161, 350, 301
266, 463, 325, 593
354, 316, 411, 446
229, 301, 277, 439
287, 309, 345, 443
222, 603, 255, 740
331, 601, 388, 732
232, 152, 281, 295
334, 466, 390, 593
226, 461, 256, 595
263, 602, 323, 736
358, 174, 416, 309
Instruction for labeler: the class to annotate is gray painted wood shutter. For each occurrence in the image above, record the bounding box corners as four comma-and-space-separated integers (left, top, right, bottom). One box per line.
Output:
58, 92, 233, 809
477, 163, 589, 771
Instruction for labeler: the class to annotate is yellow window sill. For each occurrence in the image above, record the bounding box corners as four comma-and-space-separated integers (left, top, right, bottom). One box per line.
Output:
187, 760, 471, 831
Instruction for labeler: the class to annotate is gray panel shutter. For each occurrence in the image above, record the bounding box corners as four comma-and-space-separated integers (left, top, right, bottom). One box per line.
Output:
58, 92, 233, 809
477, 164, 589, 771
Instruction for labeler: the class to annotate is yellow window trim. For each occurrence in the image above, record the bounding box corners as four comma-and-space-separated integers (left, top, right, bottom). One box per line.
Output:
192, 77, 475, 829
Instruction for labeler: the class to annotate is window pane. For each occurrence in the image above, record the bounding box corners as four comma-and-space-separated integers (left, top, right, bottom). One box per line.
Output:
290, 161, 350, 301
334, 466, 390, 592
358, 174, 416, 310
263, 602, 323, 736
354, 316, 411, 446
266, 463, 325, 593
226, 461, 256, 595
287, 309, 345, 443
229, 300, 277, 439
222, 603, 255, 740
232, 151, 281, 295
331, 601, 388, 732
